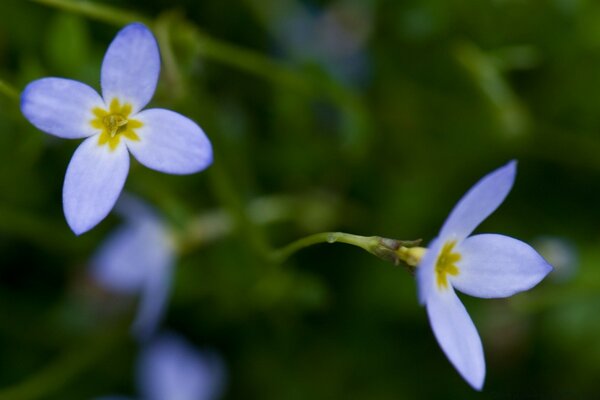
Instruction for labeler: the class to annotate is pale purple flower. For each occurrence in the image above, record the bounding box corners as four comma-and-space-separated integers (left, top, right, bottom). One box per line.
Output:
90, 195, 175, 339
417, 161, 552, 390
97, 333, 225, 400
274, 1, 372, 85
138, 333, 226, 400
21, 23, 212, 234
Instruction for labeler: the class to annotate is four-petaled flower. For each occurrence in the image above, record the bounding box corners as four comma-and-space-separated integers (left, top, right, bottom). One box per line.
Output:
21, 23, 213, 234
417, 161, 552, 390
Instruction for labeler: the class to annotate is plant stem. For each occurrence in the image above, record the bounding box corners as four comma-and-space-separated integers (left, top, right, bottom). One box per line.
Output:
269, 231, 425, 268
269, 232, 369, 263
30, 0, 149, 25
0, 79, 19, 102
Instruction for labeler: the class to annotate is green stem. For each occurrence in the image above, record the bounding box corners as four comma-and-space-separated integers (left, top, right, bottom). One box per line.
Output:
269, 231, 424, 268
175, 192, 342, 253
270, 232, 366, 263
0, 79, 19, 102
30, 0, 149, 25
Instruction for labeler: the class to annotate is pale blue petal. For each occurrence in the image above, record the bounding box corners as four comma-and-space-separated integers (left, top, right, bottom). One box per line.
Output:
127, 109, 213, 174
439, 161, 517, 242
138, 333, 226, 400
452, 234, 553, 298
91, 198, 175, 337
114, 192, 161, 221
101, 23, 160, 113
91, 224, 148, 293
416, 237, 442, 305
21, 78, 104, 139
63, 136, 129, 235
426, 286, 485, 391
130, 220, 175, 339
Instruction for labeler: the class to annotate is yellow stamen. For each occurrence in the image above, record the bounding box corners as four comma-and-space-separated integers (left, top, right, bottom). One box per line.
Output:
435, 241, 461, 289
90, 98, 142, 151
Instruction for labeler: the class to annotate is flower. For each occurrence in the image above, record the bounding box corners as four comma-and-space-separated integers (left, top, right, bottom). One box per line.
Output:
273, 1, 372, 85
137, 333, 226, 400
97, 332, 226, 400
90, 194, 175, 339
21, 23, 212, 234
416, 161, 552, 390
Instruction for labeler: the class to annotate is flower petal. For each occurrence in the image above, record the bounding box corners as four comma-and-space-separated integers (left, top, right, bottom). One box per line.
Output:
127, 109, 213, 174
131, 261, 173, 340
426, 286, 485, 391
21, 78, 104, 139
452, 234, 553, 298
63, 136, 129, 234
138, 333, 226, 400
91, 223, 148, 293
91, 197, 175, 338
439, 161, 517, 242
416, 237, 443, 305
101, 23, 160, 113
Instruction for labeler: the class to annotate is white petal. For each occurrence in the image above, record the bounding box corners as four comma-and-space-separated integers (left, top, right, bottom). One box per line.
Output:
101, 23, 160, 112
439, 161, 517, 242
138, 333, 226, 400
426, 286, 485, 391
63, 136, 129, 234
21, 78, 104, 139
452, 234, 553, 298
416, 237, 443, 305
127, 109, 213, 174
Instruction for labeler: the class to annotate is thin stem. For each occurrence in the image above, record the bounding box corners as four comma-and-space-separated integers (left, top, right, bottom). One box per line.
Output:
270, 232, 371, 263
269, 231, 425, 268
30, 0, 149, 25
175, 193, 342, 253
0, 79, 19, 102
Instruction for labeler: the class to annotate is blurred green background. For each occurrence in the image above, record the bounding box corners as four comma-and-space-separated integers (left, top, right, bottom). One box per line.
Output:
0, 0, 599, 398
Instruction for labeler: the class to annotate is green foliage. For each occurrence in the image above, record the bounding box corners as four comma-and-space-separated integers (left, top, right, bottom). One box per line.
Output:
0, 0, 599, 398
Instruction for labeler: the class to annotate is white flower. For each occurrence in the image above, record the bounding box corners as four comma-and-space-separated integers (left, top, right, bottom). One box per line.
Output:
417, 161, 552, 390
91, 195, 174, 339
21, 23, 212, 234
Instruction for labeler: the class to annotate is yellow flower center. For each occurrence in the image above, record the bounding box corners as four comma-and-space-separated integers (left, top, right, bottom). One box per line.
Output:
435, 241, 461, 289
90, 98, 142, 151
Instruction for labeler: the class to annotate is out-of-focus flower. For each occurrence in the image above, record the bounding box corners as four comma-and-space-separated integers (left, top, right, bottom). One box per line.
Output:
90, 195, 175, 339
97, 332, 226, 400
533, 236, 578, 282
274, 0, 372, 85
416, 161, 552, 390
21, 23, 212, 235
138, 333, 226, 400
